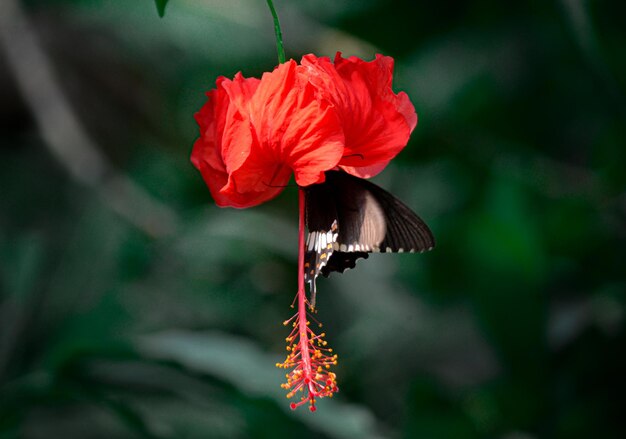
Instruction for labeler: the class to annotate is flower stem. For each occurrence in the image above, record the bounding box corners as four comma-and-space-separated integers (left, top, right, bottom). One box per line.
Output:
265, 0, 286, 64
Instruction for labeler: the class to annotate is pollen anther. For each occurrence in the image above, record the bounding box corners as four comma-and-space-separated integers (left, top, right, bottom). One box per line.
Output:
277, 306, 339, 411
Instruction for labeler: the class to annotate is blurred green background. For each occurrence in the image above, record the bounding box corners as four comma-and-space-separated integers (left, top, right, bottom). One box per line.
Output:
1, 0, 625, 437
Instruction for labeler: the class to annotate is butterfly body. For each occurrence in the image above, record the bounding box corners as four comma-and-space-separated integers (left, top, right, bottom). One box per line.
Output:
304, 171, 435, 302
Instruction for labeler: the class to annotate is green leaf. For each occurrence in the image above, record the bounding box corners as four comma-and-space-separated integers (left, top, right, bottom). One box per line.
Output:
154, 0, 169, 17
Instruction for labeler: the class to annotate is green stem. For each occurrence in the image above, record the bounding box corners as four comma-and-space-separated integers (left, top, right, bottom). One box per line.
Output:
265, 0, 286, 64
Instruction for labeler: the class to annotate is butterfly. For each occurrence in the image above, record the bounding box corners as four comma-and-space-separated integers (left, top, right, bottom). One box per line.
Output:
303, 170, 435, 306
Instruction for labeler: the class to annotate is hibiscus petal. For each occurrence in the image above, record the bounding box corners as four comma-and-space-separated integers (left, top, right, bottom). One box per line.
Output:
191, 83, 230, 192
192, 137, 275, 208
230, 61, 344, 191
301, 53, 417, 178
339, 160, 390, 179
192, 74, 282, 208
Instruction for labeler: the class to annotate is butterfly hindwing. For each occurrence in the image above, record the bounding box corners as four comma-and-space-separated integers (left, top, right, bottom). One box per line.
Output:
320, 251, 369, 277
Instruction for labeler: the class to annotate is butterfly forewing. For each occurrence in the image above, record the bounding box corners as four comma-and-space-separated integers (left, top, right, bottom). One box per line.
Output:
361, 178, 435, 253
329, 172, 386, 252
304, 171, 435, 285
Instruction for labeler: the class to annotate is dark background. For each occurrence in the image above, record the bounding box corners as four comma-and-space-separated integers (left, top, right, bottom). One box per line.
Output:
1, 0, 625, 437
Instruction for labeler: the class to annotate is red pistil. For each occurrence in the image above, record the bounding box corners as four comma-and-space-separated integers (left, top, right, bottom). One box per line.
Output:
276, 189, 339, 411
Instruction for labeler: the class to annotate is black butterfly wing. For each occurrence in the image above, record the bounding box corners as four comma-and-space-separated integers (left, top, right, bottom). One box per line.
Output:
304, 172, 375, 290
320, 251, 369, 277
304, 179, 339, 299
304, 171, 435, 285
353, 174, 436, 254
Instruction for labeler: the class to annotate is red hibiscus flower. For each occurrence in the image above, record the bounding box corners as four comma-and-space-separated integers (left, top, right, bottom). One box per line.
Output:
191, 53, 416, 208
192, 52, 419, 411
